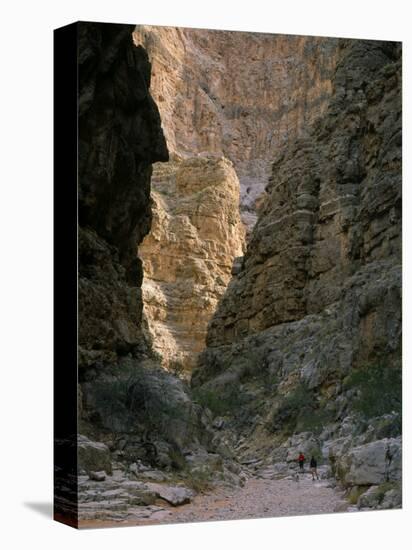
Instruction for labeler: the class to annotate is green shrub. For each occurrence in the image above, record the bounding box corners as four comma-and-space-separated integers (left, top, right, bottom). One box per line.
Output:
268, 383, 335, 435
374, 481, 400, 504
270, 384, 313, 433
344, 361, 402, 419
168, 445, 187, 471
296, 406, 335, 434
184, 470, 213, 493
192, 386, 245, 417
347, 486, 368, 505
92, 367, 189, 437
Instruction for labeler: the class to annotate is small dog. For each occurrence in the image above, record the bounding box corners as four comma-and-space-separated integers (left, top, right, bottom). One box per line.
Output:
293, 472, 299, 482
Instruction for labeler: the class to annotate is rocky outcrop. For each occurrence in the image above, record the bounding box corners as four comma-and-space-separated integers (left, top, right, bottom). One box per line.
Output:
201, 40, 401, 348
78, 23, 232, 490
144, 483, 195, 506
192, 38, 402, 509
78, 435, 113, 476
78, 22, 168, 369
332, 437, 402, 487
133, 26, 339, 371
133, 26, 339, 230
76, 25, 243, 522
139, 155, 245, 371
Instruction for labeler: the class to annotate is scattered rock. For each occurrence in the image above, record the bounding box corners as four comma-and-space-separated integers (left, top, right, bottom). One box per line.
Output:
213, 417, 226, 430
139, 470, 167, 482
89, 471, 106, 482
78, 435, 112, 475
145, 483, 195, 506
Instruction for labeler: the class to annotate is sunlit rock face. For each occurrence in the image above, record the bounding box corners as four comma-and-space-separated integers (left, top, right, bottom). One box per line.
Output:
139, 155, 245, 372
133, 26, 339, 370
133, 26, 339, 230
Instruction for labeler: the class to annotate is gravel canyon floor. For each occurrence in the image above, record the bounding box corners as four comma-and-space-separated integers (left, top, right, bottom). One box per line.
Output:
80, 474, 351, 529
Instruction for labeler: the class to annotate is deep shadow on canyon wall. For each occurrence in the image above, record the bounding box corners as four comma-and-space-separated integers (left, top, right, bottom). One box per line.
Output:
76, 24, 225, 475
78, 22, 168, 369
77, 23, 175, 440
57, 21, 170, 526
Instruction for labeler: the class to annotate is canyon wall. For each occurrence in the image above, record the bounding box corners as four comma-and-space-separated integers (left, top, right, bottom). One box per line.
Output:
76, 28, 245, 518
133, 26, 339, 229
133, 26, 340, 370
78, 22, 168, 370
192, 39, 402, 503
77, 24, 222, 477
139, 155, 245, 372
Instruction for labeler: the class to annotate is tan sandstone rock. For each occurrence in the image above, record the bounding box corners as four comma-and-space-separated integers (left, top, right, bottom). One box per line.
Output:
133, 26, 339, 231
139, 155, 245, 372
133, 26, 340, 370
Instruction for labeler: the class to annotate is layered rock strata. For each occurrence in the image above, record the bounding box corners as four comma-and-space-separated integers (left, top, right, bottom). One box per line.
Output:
77, 24, 238, 516
139, 155, 245, 371
133, 26, 339, 229
192, 39, 402, 509
132, 26, 340, 370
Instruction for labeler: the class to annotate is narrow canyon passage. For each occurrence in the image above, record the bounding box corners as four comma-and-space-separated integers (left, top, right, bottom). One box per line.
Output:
134, 26, 339, 374
79, 467, 351, 528
165, 475, 349, 525
76, 23, 401, 528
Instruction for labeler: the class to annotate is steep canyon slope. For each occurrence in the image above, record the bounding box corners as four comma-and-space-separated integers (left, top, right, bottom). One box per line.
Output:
133, 26, 340, 371
133, 26, 339, 228
139, 155, 245, 371
192, 38, 402, 509
77, 25, 238, 517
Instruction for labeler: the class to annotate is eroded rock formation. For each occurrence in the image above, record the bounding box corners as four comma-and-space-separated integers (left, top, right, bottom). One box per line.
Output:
78, 22, 168, 369
139, 155, 245, 371
76, 24, 402, 520
192, 39, 402, 508
133, 26, 339, 229
77, 25, 239, 511
132, 26, 340, 370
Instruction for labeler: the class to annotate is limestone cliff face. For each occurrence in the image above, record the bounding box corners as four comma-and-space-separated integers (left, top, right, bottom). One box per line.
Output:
133, 26, 339, 229
132, 26, 339, 371
192, 39, 402, 492
139, 155, 245, 372
199, 40, 401, 350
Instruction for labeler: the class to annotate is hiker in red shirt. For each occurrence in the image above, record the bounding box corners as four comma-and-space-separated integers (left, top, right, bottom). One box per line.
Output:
298, 452, 305, 472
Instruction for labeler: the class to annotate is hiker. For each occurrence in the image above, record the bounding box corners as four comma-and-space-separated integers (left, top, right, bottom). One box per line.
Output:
310, 455, 319, 481
298, 452, 305, 472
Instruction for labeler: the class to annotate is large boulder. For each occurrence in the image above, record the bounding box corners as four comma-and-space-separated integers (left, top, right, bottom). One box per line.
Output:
336, 437, 401, 486
381, 486, 402, 509
78, 435, 112, 475
358, 482, 402, 510
145, 483, 195, 506
357, 485, 383, 509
